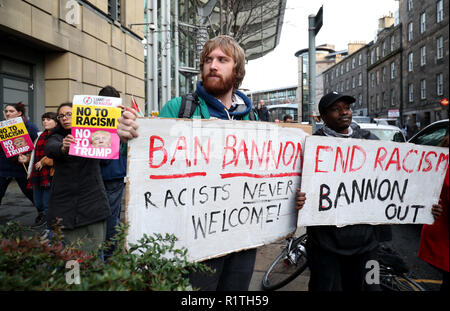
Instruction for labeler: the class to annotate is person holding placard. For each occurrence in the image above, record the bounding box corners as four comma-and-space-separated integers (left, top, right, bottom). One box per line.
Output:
98, 85, 128, 259
1, 102, 38, 206
117, 35, 258, 291
45, 102, 110, 253
296, 91, 385, 291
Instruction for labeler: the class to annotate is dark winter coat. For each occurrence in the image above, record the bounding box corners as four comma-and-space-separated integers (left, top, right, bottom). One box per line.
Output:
45, 126, 110, 230
257, 106, 269, 121
306, 123, 389, 256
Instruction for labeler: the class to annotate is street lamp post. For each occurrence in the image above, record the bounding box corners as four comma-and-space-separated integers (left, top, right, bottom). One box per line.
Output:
308, 6, 323, 133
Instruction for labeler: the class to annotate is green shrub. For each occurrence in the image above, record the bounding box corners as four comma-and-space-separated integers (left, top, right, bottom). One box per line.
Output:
0, 221, 211, 290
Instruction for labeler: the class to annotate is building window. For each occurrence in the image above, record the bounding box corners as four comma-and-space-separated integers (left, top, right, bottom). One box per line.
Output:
108, 0, 121, 22
390, 62, 395, 79
437, 0, 444, 23
408, 0, 413, 11
352, 76, 356, 88
408, 52, 414, 72
370, 50, 375, 64
358, 53, 363, 65
346, 79, 350, 90
376, 94, 380, 109
358, 94, 363, 107
437, 73, 443, 95
346, 62, 350, 72
358, 73, 362, 86
420, 79, 426, 99
382, 92, 387, 107
390, 89, 396, 106
420, 46, 426, 66
382, 41, 387, 57
408, 22, 413, 41
352, 57, 356, 69
390, 35, 395, 51
371, 73, 375, 88
437, 36, 444, 59
382, 66, 386, 82
340, 64, 344, 75
408, 83, 414, 102
420, 13, 426, 33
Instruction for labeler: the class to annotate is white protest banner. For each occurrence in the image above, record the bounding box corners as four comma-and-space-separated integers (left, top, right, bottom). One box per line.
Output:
126, 118, 307, 262
69, 95, 122, 159
298, 136, 449, 227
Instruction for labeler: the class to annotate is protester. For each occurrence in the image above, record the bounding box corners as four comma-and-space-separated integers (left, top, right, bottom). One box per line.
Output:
45, 102, 110, 253
117, 35, 257, 291
18, 112, 58, 228
295, 91, 389, 291
1, 102, 38, 207
283, 114, 293, 123
98, 86, 127, 258
418, 134, 449, 291
256, 99, 269, 121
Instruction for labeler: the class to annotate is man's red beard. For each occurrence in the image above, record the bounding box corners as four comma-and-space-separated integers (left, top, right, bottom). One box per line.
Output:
202, 71, 235, 97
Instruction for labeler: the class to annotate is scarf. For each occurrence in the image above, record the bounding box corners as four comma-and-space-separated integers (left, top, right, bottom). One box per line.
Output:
28, 130, 52, 188
195, 81, 252, 120
322, 124, 354, 138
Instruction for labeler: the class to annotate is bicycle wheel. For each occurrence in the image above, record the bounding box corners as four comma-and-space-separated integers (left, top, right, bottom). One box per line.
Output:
380, 269, 425, 291
262, 234, 308, 291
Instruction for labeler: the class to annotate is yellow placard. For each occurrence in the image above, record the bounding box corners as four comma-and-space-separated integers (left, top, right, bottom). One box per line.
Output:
0, 121, 28, 141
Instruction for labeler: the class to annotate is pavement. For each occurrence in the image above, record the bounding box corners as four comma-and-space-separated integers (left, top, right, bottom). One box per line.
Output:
0, 180, 440, 291
249, 228, 309, 291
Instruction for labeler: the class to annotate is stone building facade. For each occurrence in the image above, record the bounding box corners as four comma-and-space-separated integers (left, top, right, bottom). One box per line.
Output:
400, 0, 449, 128
366, 21, 403, 123
0, 0, 145, 126
322, 0, 448, 129
322, 43, 368, 117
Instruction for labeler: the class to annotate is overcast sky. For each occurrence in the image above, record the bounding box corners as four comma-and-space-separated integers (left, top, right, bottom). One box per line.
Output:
241, 0, 400, 92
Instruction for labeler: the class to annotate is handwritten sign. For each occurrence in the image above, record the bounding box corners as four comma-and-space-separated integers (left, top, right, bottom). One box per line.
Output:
126, 118, 307, 262
69, 95, 122, 159
298, 136, 449, 227
0, 117, 34, 158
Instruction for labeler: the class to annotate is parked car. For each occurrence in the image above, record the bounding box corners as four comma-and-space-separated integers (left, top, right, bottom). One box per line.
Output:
373, 118, 399, 126
353, 116, 371, 123
407, 119, 449, 146
358, 123, 406, 142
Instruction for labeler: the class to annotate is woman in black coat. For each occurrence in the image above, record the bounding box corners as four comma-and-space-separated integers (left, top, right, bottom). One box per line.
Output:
45, 102, 110, 253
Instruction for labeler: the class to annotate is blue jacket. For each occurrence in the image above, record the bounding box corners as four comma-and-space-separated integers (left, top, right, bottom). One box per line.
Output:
0, 120, 39, 178
100, 142, 127, 181
160, 82, 256, 120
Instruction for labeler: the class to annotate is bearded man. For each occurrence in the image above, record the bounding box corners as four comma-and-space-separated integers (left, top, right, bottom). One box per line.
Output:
156, 35, 256, 121
117, 35, 257, 290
